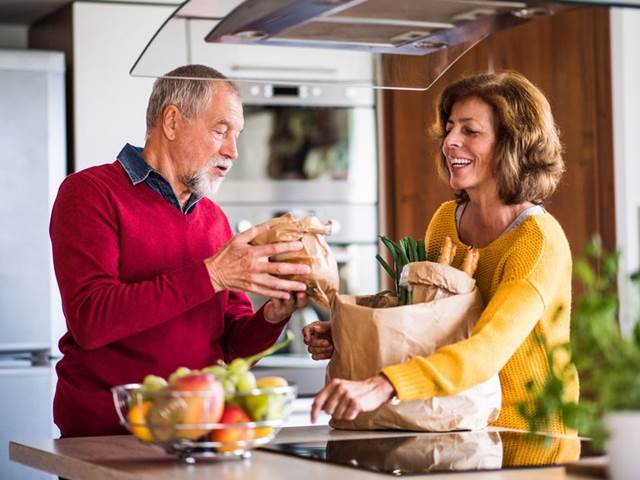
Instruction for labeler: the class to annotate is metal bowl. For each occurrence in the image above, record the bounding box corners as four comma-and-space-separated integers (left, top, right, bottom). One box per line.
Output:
112, 383, 297, 463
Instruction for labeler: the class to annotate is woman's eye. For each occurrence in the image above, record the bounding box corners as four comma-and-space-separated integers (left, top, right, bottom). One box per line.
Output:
463, 127, 479, 135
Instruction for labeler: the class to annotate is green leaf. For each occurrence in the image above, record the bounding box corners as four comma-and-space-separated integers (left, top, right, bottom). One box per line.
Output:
376, 254, 395, 281
406, 236, 418, 263
417, 240, 427, 262
379, 236, 399, 267
397, 238, 410, 266
574, 259, 596, 287
584, 236, 603, 258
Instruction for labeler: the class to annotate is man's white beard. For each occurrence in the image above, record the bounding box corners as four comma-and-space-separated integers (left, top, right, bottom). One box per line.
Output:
187, 159, 231, 200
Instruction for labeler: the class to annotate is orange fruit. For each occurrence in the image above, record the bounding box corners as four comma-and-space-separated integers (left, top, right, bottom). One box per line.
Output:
254, 427, 273, 438
128, 401, 154, 442
255, 376, 288, 388
211, 406, 255, 452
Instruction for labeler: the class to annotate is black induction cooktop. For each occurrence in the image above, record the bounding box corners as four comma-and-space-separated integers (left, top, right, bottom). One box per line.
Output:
261, 430, 597, 476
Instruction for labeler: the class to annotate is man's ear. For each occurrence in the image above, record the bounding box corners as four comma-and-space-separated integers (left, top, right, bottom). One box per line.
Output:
161, 105, 181, 141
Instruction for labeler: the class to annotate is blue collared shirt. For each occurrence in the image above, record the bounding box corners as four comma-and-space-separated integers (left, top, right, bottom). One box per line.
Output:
117, 143, 202, 214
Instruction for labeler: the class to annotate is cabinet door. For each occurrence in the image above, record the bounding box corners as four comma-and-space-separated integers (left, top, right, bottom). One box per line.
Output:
72, 2, 175, 171
1, 365, 56, 480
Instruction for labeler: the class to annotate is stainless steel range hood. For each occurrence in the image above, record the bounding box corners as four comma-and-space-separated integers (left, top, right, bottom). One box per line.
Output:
131, 0, 640, 90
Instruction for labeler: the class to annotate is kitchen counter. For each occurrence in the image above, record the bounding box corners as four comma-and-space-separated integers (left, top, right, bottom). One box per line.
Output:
10, 426, 605, 480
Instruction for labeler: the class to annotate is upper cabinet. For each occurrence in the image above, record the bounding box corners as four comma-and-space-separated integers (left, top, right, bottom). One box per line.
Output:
31, 2, 175, 171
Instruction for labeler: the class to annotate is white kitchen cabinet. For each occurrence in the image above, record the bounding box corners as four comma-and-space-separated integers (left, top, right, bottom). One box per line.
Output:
70, 2, 175, 171
35, 1, 374, 171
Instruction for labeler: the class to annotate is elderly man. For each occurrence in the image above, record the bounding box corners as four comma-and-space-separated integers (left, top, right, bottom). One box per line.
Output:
50, 65, 309, 437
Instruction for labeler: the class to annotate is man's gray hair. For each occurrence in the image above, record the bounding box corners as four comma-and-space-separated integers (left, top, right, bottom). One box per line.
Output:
145, 64, 239, 133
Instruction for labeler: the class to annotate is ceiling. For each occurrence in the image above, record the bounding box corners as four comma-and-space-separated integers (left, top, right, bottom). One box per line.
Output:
0, 0, 71, 24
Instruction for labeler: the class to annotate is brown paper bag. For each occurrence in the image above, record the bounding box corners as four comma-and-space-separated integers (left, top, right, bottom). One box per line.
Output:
328, 261, 501, 431
250, 212, 339, 308
406, 262, 477, 304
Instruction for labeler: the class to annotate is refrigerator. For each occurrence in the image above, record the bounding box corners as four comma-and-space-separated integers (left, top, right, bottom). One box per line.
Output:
0, 49, 66, 479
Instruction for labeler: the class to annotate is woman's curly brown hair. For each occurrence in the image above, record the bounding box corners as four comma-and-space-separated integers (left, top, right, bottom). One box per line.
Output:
434, 71, 564, 205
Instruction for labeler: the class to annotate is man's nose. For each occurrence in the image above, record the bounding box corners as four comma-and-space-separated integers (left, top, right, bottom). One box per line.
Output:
221, 135, 238, 160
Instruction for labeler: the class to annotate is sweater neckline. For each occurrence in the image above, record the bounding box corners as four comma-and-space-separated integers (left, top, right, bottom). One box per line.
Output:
449, 201, 545, 250
116, 161, 211, 221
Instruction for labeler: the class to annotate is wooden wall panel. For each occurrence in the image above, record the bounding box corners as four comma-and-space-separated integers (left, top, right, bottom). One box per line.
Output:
380, 7, 615, 260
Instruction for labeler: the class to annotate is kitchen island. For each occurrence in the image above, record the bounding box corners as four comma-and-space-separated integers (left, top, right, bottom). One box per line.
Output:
10, 426, 604, 479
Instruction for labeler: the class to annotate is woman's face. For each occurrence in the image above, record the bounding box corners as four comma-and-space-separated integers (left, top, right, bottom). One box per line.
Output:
442, 96, 497, 197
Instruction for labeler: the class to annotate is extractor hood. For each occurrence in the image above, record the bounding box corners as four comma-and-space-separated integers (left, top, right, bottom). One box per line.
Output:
131, 0, 640, 90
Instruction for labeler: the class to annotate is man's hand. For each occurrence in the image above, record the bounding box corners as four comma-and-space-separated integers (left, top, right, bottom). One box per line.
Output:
310, 375, 396, 423
264, 292, 308, 324
303, 321, 334, 360
204, 223, 310, 299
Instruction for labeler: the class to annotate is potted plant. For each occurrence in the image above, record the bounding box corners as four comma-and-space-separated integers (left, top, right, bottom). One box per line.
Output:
519, 237, 640, 480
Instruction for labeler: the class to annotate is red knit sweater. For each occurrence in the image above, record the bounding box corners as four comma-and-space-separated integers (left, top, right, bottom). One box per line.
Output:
50, 162, 284, 437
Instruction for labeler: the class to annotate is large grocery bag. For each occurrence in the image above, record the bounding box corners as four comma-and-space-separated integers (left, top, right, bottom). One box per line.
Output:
328, 261, 501, 431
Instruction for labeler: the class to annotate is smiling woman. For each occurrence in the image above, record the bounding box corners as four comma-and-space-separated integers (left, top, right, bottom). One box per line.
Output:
307, 72, 578, 435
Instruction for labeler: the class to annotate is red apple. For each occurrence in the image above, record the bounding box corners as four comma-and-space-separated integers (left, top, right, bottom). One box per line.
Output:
210, 405, 255, 449
171, 373, 224, 440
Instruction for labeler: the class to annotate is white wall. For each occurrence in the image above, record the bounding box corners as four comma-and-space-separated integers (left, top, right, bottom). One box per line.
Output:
611, 7, 640, 333
0, 24, 28, 49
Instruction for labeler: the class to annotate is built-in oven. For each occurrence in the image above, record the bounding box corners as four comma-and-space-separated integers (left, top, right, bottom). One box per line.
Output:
216, 83, 380, 400
215, 82, 377, 205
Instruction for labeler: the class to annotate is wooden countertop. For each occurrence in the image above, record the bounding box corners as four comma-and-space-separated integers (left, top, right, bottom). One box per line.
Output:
10, 426, 605, 480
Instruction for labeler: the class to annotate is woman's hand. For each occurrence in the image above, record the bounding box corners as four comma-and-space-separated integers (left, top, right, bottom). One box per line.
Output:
264, 292, 308, 324
303, 320, 334, 360
310, 375, 396, 423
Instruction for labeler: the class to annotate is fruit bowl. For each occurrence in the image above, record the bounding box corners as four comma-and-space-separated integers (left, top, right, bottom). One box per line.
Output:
112, 383, 297, 463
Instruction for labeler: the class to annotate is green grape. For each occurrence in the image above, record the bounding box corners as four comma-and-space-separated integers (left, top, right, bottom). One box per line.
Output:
142, 375, 168, 392
236, 371, 256, 392
245, 393, 285, 421
228, 358, 249, 376
201, 365, 227, 381
138, 375, 168, 401
222, 378, 237, 401
167, 366, 191, 385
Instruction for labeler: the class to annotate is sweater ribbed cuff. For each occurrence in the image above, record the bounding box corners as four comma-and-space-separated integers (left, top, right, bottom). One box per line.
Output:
255, 304, 288, 332
382, 359, 436, 401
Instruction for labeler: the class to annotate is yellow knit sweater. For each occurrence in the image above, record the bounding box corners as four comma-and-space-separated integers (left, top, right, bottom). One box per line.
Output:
382, 201, 579, 433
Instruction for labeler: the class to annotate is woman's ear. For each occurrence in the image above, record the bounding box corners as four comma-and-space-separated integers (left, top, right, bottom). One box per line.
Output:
161, 105, 180, 141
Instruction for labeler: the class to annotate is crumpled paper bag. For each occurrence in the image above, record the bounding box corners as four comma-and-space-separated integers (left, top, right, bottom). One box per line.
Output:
328, 261, 501, 431
325, 431, 503, 473
250, 212, 339, 308
402, 261, 477, 303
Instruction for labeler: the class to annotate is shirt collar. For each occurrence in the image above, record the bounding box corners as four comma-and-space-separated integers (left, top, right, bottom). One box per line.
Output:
117, 143, 152, 185
116, 143, 204, 214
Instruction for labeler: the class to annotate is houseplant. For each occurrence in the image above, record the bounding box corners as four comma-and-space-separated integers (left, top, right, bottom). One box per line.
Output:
519, 237, 640, 479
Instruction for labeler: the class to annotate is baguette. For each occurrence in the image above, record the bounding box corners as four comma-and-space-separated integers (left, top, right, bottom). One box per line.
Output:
461, 246, 480, 278
437, 236, 457, 266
